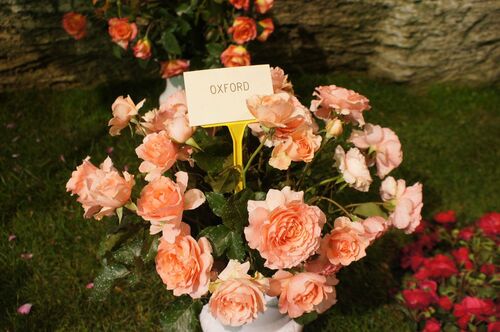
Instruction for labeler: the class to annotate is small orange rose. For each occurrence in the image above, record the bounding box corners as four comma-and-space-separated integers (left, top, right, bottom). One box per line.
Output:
62, 12, 87, 40
220, 45, 251, 67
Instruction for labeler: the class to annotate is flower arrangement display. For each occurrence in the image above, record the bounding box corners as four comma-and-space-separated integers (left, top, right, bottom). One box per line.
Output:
67, 67, 423, 330
398, 211, 499, 332
62, 0, 275, 78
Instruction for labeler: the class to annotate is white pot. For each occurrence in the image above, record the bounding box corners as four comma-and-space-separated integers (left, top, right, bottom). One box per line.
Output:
199, 296, 303, 332
159, 75, 185, 105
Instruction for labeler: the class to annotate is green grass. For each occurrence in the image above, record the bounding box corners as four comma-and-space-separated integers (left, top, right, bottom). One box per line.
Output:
1, 75, 499, 331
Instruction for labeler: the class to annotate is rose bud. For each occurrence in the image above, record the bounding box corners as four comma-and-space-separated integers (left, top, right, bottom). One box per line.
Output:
133, 38, 152, 60
326, 118, 343, 138
257, 18, 274, 42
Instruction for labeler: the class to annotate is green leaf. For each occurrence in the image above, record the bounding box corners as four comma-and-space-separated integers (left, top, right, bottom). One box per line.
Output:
159, 297, 203, 332
294, 311, 318, 325
112, 45, 123, 59
206, 43, 224, 57
90, 263, 129, 302
199, 224, 231, 257
353, 203, 387, 218
176, 3, 191, 16
161, 31, 182, 55
205, 166, 241, 193
254, 191, 266, 201
220, 189, 253, 232
205, 192, 226, 217
112, 238, 142, 265
226, 231, 246, 261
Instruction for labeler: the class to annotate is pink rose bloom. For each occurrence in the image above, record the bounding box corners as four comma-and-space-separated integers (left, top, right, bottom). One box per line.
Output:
361, 216, 389, 242
270, 67, 293, 93
349, 124, 403, 178
244, 187, 326, 269
255, 0, 274, 14
156, 230, 213, 298
380, 176, 423, 233
269, 129, 322, 170
108, 18, 138, 49
136, 172, 205, 242
321, 217, 370, 266
17, 303, 32, 315
268, 270, 338, 318
310, 85, 370, 126
209, 261, 268, 326
334, 146, 372, 192
135, 131, 179, 181
108, 95, 145, 136
66, 157, 134, 220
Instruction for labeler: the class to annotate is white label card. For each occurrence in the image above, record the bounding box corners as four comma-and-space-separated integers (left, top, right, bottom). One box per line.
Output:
183, 65, 274, 127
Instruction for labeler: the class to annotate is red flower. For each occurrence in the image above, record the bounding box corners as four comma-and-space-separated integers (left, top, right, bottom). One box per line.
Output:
62, 12, 87, 40
452, 247, 474, 270
453, 297, 496, 323
477, 212, 500, 238
423, 318, 441, 332
418, 280, 438, 295
414, 219, 428, 234
456, 314, 472, 329
229, 0, 250, 10
438, 296, 453, 311
414, 266, 431, 280
458, 227, 474, 241
488, 322, 500, 332
423, 254, 458, 278
480, 263, 496, 276
434, 210, 456, 224
402, 289, 436, 310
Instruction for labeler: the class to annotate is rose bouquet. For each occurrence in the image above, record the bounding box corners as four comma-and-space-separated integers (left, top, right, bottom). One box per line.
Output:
62, 0, 275, 78
67, 67, 423, 330
398, 211, 499, 332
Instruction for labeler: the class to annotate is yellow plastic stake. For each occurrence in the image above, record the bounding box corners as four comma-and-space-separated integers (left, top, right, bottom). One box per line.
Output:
203, 120, 255, 192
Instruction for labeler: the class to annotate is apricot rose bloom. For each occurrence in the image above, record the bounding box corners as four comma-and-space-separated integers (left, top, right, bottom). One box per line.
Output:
209, 261, 268, 326
270, 67, 293, 93
108, 95, 145, 136
62, 12, 87, 40
228, 17, 257, 45
108, 18, 138, 49
269, 128, 322, 170
247, 92, 299, 129
244, 187, 326, 269
221, 45, 251, 67
156, 225, 213, 299
133, 38, 152, 60
137, 172, 205, 242
135, 131, 179, 181
255, 0, 274, 14
257, 18, 274, 42
311, 85, 371, 126
269, 270, 338, 318
66, 157, 134, 220
160, 59, 190, 79
334, 146, 372, 192
380, 176, 423, 233
321, 217, 370, 266
350, 124, 403, 178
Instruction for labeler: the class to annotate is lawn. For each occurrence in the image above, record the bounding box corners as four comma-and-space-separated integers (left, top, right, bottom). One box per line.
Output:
1, 75, 498, 331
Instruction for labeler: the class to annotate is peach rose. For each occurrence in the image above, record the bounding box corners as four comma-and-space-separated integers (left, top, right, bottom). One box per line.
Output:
135, 131, 179, 181
156, 231, 213, 298
255, 0, 274, 14
62, 12, 86, 40
108, 18, 138, 49
246, 92, 297, 128
209, 261, 268, 326
380, 177, 423, 234
334, 146, 372, 192
321, 217, 370, 266
305, 254, 342, 276
268, 271, 338, 318
325, 118, 343, 138
350, 124, 403, 178
229, 0, 250, 10
228, 17, 257, 45
269, 128, 322, 170
108, 95, 145, 136
137, 172, 205, 242
257, 18, 274, 42
141, 90, 194, 143
310, 85, 370, 126
361, 216, 389, 242
133, 38, 152, 60
244, 187, 326, 269
66, 157, 134, 220
160, 59, 190, 79
221, 45, 251, 67
270, 67, 293, 93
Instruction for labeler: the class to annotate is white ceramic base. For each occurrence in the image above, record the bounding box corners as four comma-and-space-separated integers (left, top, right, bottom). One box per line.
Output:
159, 75, 185, 105
199, 296, 303, 332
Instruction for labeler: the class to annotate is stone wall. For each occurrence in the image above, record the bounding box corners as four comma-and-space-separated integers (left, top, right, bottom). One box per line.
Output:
1, 0, 499, 91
